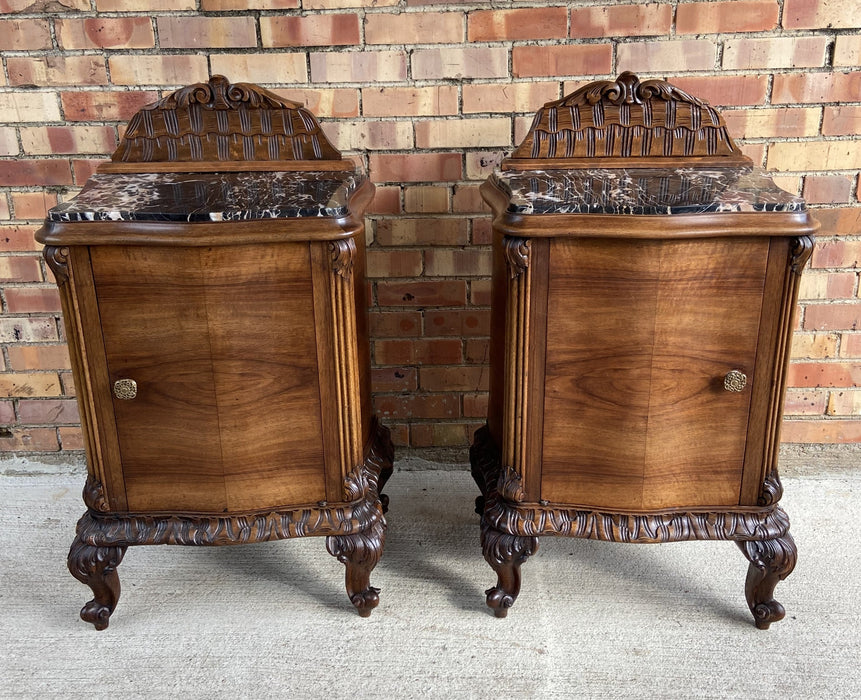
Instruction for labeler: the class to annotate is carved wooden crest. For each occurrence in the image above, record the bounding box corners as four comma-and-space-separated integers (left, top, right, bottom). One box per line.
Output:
508, 72, 747, 167
111, 75, 342, 163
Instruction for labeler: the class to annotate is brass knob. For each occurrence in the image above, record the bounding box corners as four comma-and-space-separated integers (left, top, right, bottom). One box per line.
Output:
113, 378, 137, 400
723, 370, 747, 392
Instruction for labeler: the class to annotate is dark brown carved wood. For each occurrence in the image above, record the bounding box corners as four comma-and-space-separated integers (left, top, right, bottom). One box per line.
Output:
508, 71, 748, 169
477, 73, 818, 627
36, 79, 387, 629
110, 74, 342, 165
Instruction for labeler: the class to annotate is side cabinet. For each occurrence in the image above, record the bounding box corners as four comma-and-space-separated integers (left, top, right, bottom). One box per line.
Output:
37, 77, 392, 629
474, 72, 817, 628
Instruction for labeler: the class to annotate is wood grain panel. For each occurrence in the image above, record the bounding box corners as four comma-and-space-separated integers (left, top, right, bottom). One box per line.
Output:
542, 239, 660, 509
541, 237, 769, 510
200, 244, 326, 512
90, 246, 226, 512
641, 238, 767, 508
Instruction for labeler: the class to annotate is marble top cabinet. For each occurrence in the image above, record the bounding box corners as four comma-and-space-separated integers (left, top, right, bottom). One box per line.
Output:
36, 76, 392, 629
473, 72, 818, 628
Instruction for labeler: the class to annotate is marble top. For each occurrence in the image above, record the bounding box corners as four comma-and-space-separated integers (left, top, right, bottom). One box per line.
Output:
494, 167, 806, 216
48, 170, 362, 223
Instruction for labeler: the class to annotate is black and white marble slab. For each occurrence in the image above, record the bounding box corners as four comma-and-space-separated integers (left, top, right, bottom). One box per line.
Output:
48, 170, 362, 222
494, 167, 806, 216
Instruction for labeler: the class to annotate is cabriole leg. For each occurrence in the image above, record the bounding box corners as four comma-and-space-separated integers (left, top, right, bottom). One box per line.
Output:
67, 535, 127, 631
737, 532, 797, 629
481, 521, 539, 618
326, 517, 385, 617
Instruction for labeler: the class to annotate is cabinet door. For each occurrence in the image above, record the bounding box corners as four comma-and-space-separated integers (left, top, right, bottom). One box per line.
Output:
90, 244, 326, 513
541, 237, 769, 510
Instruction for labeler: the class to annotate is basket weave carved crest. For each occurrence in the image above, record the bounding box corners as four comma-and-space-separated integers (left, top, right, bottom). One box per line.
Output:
511, 71, 745, 162
112, 75, 341, 163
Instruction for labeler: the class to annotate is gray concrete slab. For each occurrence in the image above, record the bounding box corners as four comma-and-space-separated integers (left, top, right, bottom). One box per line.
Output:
1, 468, 859, 699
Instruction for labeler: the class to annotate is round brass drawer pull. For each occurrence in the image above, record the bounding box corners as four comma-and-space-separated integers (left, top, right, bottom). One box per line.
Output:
723, 370, 747, 392
113, 378, 137, 400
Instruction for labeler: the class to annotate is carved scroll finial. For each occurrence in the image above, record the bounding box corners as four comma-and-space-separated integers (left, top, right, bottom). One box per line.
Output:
148, 75, 303, 112
502, 237, 530, 279
330, 239, 356, 279
790, 235, 815, 275
44, 246, 70, 287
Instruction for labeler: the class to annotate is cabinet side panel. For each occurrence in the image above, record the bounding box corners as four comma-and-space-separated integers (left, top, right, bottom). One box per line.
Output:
90, 246, 228, 513
641, 238, 767, 509
204, 243, 326, 511
541, 238, 659, 509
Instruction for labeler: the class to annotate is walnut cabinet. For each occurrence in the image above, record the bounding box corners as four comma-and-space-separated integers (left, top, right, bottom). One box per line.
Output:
473, 73, 818, 628
36, 77, 392, 629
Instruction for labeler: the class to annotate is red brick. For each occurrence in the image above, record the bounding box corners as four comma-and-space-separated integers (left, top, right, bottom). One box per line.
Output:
109, 55, 209, 86
210, 54, 308, 86
834, 35, 861, 67
813, 208, 861, 236
420, 366, 488, 392
311, 51, 407, 83
0, 19, 52, 50
463, 392, 488, 418
370, 154, 462, 183
374, 393, 459, 420
803, 303, 861, 331
781, 419, 861, 443
802, 176, 854, 205
514, 44, 612, 78
200, 0, 297, 7
366, 249, 423, 278
10, 194, 57, 221
0, 318, 58, 343
410, 423, 468, 447
4, 287, 61, 313
453, 186, 487, 214
723, 36, 828, 69
0, 196, 9, 220
375, 218, 468, 247
6, 345, 71, 371
617, 40, 714, 73
367, 187, 401, 215
0, 428, 59, 452
363, 86, 458, 117
823, 107, 861, 137
156, 16, 257, 48
0, 372, 62, 397
366, 12, 462, 44
469, 7, 567, 41
827, 389, 861, 415
377, 280, 467, 307
21, 126, 117, 155
786, 361, 861, 387
783, 0, 861, 29
783, 388, 829, 416
811, 239, 861, 269
767, 141, 861, 172
375, 339, 463, 365
0, 401, 13, 423
324, 120, 413, 151
7, 56, 107, 88
424, 309, 490, 336
404, 186, 448, 213
387, 423, 409, 447
59, 427, 85, 451
677, 1, 778, 33
56, 17, 155, 49
463, 82, 558, 115
0, 128, 16, 157
471, 217, 493, 245
371, 367, 417, 393
569, 3, 672, 38
61, 372, 76, 396
464, 338, 489, 364
413, 47, 508, 80
61, 91, 158, 123
790, 332, 839, 359
0, 255, 42, 282
261, 14, 360, 47
424, 248, 492, 277
470, 279, 492, 306
72, 160, 103, 185
772, 72, 861, 104
17, 399, 80, 424
415, 118, 510, 149
798, 271, 857, 300
369, 310, 422, 337
669, 76, 769, 107
275, 88, 359, 118
2, 225, 46, 253
840, 334, 861, 358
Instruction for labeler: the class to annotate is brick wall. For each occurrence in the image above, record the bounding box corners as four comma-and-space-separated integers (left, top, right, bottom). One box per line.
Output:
1, 0, 859, 463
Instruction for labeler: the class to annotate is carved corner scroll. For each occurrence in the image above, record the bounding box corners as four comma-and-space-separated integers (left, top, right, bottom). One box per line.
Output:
789, 235, 815, 275
112, 74, 342, 163
43, 245, 70, 287
510, 71, 746, 162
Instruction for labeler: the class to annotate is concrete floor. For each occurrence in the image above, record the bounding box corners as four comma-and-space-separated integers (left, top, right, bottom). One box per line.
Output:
1, 465, 859, 698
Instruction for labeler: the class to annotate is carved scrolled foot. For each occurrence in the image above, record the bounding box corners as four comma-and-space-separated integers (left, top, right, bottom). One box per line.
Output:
481, 522, 538, 618
737, 531, 797, 630
371, 419, 394, 514
326, 517, 385, 617
67, 536, 127, 631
